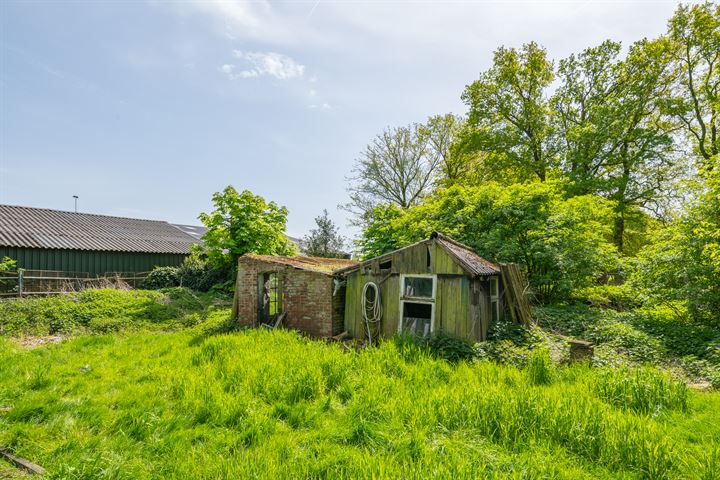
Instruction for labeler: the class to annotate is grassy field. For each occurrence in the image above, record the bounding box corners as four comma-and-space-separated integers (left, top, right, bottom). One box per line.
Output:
0, 321, 719, 478
0, 289, 719, 479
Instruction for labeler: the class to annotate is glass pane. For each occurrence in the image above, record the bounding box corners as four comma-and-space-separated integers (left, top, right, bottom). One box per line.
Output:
490, 277, 498, 297
401, 302, 432, 337
403, 276, 433, 298
491, 300, 499, 323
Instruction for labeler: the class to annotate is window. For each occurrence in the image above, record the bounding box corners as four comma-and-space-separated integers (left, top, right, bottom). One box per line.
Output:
403, 276, 434, 299
401, 302, 432, 337
490, 276, 499, 323
399, 274, 436, 337
379, 259, 392, 271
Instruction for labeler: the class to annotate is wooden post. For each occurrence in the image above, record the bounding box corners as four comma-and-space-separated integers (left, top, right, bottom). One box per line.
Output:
17, 269, 24, 298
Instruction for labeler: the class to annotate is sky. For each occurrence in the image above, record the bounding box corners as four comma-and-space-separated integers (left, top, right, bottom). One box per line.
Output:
0, 0, 688, 239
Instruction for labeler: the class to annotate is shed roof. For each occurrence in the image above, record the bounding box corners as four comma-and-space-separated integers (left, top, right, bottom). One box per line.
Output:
241, 253, 358, 275
336, 232, 500, 276
0, 204, 202, 254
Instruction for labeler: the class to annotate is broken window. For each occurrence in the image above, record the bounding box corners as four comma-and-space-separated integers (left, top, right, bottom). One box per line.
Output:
379, 259, 392, 271
399, 274, 436, 338
401, 302, 432, 338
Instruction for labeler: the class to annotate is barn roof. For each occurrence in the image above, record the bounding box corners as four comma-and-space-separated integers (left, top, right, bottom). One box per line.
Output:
0, 204, 202, 254
336, 232, 500, 276
241, 253, 358, 275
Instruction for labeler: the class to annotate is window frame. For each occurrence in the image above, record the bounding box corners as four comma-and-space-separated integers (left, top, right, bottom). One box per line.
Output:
489, 276, 500, 322
398, 273, 437, 336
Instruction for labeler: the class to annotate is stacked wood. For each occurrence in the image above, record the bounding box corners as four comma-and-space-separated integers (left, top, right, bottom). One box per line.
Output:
500, 263, 533, 327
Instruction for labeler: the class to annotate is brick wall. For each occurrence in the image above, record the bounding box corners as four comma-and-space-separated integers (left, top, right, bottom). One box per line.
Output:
234, 257, 339, 337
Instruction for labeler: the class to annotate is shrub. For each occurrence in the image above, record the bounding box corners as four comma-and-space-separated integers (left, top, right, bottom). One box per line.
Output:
425, 330, 477, 363
140, 266, 180, 289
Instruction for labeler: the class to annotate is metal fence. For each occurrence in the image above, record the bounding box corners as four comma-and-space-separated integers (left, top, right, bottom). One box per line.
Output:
0, 269, 149, 297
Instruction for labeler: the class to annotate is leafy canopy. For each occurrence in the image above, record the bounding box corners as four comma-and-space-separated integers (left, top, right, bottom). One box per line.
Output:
358, 181, 618, 302
198, 186, 296, 267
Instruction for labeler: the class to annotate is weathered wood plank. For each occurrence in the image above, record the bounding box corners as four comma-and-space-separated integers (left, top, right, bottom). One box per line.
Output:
0, 447, 45, 476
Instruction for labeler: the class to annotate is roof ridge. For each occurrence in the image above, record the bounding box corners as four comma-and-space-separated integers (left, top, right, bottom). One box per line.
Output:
430, 231, 477, 253
0, 204, 171, 224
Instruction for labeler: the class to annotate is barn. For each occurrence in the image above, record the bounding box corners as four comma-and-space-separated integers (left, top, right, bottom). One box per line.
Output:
233, 254, 358, 337
0, 204, 205, 275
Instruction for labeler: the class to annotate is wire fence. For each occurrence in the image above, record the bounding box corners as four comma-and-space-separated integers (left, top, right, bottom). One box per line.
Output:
0, 269, 149, 297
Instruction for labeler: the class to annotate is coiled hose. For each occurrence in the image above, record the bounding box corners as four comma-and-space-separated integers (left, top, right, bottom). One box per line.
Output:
361, 282, 382, 343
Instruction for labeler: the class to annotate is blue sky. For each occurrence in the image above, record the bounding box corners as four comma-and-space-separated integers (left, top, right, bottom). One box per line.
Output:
0, 0, 684, 238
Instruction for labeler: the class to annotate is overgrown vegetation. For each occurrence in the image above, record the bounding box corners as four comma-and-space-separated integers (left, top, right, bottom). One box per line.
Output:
0, 288, 223, 337
1, 328, 719, 479
348, 2, 720, 324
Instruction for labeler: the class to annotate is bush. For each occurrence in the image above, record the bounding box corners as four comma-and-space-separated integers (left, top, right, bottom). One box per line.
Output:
425, 330, 477, 363
141, 256, 233, 293
140, 266, 180, 289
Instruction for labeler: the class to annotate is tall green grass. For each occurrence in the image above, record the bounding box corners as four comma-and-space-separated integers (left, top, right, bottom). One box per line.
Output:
1, 328, 718, 479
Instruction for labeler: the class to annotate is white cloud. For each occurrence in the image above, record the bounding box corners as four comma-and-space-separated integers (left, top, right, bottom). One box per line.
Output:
221, 51, 305, 80
309, 102, 332, 110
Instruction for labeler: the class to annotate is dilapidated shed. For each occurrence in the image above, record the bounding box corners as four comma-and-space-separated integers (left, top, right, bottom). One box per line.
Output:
233, 254, 357, 338
337, 233, 522, 343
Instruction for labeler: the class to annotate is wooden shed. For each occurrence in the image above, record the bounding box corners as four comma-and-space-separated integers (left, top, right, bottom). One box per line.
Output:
337, 233, 516, 343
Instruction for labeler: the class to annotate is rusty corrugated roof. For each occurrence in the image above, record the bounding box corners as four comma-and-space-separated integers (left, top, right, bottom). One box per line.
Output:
0, 204, 201, 254
241, 253, 358, 275
432, 233, 500, 276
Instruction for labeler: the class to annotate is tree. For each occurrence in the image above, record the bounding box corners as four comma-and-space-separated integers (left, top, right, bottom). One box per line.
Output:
358, 182, 619, 302
460, 42, 557, 183
420, 113, 466, 183
302, 209, 347, 258
553, 39, 682, 253
664, 2, 720, 169
631, 161, 720, 324
198, 186, 296, 268
344, 122, 441, 222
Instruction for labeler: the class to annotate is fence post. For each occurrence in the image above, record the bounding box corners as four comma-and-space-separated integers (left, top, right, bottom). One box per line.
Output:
18, 269, 24, 298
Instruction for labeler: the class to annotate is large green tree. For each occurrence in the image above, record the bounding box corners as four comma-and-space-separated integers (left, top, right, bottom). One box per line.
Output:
552, 39, 681, 253
198, 186, 296, 268
461, 42, 557, 183
358, 182, 618, 302
664, 1, 720, 169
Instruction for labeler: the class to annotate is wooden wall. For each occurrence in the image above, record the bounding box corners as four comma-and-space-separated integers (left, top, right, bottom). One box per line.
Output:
343, 240, 496, 342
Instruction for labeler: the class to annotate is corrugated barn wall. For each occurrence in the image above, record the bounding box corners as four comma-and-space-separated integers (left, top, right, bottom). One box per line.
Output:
0, 247, 186, 275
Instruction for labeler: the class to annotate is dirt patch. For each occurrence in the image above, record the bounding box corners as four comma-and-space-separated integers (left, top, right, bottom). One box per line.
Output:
17, 336, 63, 348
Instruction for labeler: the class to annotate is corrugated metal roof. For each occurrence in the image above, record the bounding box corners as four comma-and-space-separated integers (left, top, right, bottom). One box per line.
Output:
0, 205, 202, 254
170, 223, 208, 242
241, 253, 358, 275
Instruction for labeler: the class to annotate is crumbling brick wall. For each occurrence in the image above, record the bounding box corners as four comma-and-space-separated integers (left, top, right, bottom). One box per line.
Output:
233, 256, 340, 338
